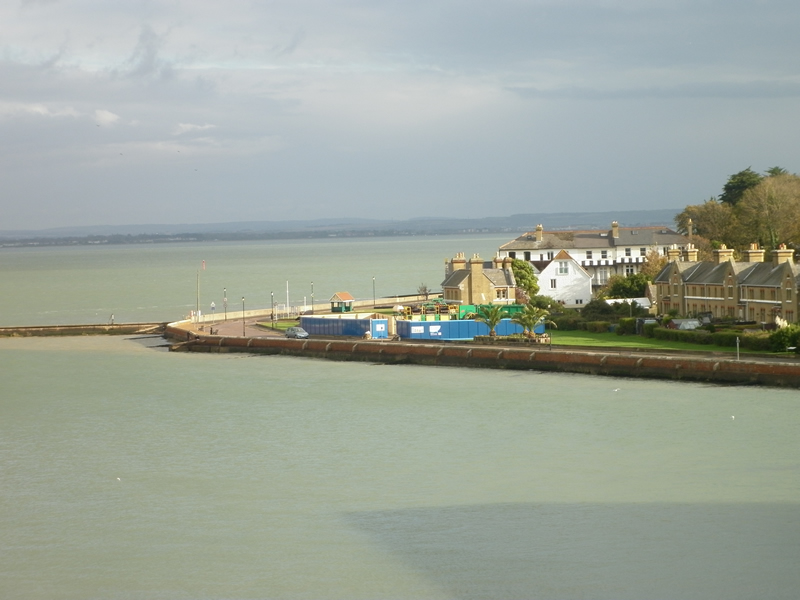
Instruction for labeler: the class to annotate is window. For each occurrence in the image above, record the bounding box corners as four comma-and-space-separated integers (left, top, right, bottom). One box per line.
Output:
575, 299, 583, 305
787, 288, 793, 302
625, 264, 635, 275
524, 251, 530, 261
558, 261, 569, 274
640, 247, 647, 257
550, 279, 557, 289
728, 286, 733, 299
625, 248, 631, 257
496, 288, 507, 299
508, 252, 516, 259
547, 251, 554, 260
597, 268, 609, 285
586, 250, 593, 260
759, 289, 765, 300
601, 250, 608, 259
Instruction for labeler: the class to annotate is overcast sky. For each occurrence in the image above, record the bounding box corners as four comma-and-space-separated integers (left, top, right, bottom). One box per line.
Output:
2, 0, 799, 230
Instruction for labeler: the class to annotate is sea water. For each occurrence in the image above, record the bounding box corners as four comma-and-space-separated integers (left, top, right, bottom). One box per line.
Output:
1, 238, 799, 599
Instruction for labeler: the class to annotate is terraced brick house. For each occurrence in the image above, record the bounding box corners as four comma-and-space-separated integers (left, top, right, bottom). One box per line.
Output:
654, 244, 800, 324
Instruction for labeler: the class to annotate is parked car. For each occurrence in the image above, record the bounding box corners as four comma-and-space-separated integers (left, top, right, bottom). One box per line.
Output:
285, 327, 309, 339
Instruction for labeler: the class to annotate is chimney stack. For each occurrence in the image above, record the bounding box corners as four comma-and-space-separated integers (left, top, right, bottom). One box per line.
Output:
611, 221, 619, 239
713, 244, 735, 264
743, 243, 765, 263
469, 253, 484, 277
535, 224, 543, 243
772, 244, 794, 265
451, 252, 467, 271
687, 218, 694, 239
667, 245, 681, 262
684, 244, 699, 262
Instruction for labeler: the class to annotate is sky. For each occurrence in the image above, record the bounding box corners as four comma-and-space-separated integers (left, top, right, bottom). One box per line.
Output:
2, 0, 799, 231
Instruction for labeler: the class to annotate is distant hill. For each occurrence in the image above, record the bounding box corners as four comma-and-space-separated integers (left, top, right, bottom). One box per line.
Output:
0, 209, 681, 246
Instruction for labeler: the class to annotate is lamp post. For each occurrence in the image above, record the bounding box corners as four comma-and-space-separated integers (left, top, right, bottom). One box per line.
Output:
372, 276, 376, 308
223, 288, 227, 321
242, 297, 245, 337
271, 291, 275, 329
311, 281, 314, 315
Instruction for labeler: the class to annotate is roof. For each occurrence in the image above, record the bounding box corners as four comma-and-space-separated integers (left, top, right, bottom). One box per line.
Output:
499, 226, 687, 252
483, 268, 516, 288
330, 292, 355, 302
441, 270, 471, 288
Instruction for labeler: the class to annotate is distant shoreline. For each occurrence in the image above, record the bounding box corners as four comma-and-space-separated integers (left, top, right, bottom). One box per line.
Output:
0, 208, 682, 248
0, 228, 516, 249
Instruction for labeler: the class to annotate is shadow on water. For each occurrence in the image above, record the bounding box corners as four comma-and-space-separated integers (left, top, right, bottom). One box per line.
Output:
344, 502, 799, 600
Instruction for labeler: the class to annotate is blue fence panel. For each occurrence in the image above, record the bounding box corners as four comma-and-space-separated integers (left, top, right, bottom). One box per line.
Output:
301, 316, 388, 338
371, 319, 389, 339
395, 318, 523, 340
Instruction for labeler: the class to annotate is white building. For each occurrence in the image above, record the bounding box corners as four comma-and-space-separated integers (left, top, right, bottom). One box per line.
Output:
532, 250, 593, 308
498, 221, 688, 289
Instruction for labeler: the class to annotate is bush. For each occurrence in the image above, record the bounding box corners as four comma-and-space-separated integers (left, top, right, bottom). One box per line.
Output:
616, 317, 637, 335
643, 322, 659, 338
553, 314, 583, 330
585, 321, 612, 333
580, 299, 616, 321
741, 332, 772, 352
653, 328, 713, 344
769, 325, 800, 352
710, 331, 739, 347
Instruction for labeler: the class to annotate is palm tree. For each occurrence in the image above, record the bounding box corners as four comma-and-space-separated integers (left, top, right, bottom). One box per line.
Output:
511, 304, 556, 338
473, 304, 509, 336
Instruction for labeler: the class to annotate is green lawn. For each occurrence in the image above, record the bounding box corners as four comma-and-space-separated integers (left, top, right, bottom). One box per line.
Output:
548, 329, 762, 354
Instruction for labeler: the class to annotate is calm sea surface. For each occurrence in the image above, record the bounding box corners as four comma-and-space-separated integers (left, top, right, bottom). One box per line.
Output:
2, 237, 799, 599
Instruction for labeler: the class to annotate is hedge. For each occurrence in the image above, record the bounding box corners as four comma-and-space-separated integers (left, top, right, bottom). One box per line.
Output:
616, 318, 637, 335
584, 321, 612, 333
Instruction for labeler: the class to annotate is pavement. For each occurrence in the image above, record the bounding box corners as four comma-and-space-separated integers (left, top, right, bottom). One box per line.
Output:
196, 317, 285, 338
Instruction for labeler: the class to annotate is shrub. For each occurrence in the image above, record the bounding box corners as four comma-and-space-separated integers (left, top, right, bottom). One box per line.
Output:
741, 332, 772, 352
769, 325, 800, 352
553, 314, 583, 331
643, 322, 659, 338
585, 321, 612, 333
616, 318, 637, 335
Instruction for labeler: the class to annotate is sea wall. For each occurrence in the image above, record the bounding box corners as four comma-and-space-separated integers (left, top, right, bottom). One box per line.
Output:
0, 323, 167, 337
164, 324, 800, 388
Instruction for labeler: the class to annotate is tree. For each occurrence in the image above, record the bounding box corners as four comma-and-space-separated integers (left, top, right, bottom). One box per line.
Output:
765, 166, 789, 177
580, 299, 616, 321
417, 283, 431, 300
638, 247, 668, 280
719, 167, 763, 206
510, 259, 539, 302
473, 304, 509, 336
511, 304, 555, 337
528, 294, 558, 309
736, 174, 800, 249
600, 273, 650, 298
675, 199, 738, 246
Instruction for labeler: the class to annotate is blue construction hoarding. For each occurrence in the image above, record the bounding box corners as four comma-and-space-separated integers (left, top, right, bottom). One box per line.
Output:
396, 318, 523, 340
300, 316, 389, 339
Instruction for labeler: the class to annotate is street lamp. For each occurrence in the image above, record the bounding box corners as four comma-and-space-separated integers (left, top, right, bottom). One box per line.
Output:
373, 276, 376, 308
223, 288, 227, 321
311, 281, 314, 315
271, 291, 275, 329
242, 297, 245, 336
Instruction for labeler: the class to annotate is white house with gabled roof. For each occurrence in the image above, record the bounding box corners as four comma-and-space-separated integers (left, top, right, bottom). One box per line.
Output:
531, 250, 593, 308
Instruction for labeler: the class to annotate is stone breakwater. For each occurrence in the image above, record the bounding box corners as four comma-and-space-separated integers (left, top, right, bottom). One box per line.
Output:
165, 324, 800, 388
0, 323, 167, 337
